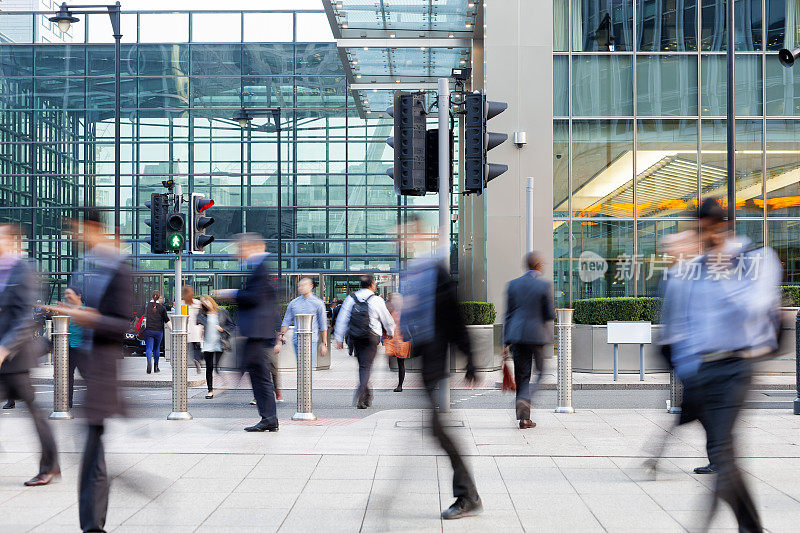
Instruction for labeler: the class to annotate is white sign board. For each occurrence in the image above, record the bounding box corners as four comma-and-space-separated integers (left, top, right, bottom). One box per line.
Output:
606, 321, 652, 344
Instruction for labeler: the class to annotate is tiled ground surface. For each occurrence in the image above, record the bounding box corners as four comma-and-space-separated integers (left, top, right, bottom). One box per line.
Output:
1, 408, 799, 532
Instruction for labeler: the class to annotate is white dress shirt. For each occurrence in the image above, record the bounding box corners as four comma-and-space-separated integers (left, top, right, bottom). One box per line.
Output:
334, 288, 395, 342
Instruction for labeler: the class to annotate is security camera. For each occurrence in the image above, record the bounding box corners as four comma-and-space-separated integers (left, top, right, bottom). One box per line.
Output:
513, 131, 527, 148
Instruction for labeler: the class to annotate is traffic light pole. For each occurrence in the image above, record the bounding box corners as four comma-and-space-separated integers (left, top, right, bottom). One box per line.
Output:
174, 184, 182, 311
437, 77, 451, 413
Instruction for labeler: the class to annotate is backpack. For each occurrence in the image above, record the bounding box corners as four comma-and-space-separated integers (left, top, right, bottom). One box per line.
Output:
347, 293, 374, 340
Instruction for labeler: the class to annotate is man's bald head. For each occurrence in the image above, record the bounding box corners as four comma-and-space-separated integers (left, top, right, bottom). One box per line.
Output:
525, 251, 544, 272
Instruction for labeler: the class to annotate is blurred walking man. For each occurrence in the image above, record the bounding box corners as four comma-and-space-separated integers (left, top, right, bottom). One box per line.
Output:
399, 215, 482, 520
50, 209, 131, 532
277, 276, 328, 367
217, 233, 281, 432
662, 198, 781, 532
0, 224, 60, 487
334, 274, 394, 408
503, 251, 555, 429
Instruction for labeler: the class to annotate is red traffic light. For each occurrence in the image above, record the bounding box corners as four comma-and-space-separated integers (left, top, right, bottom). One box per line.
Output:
196, 199, 214, 212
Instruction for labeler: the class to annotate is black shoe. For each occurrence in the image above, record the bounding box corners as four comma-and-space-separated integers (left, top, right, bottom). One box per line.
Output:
2, 401, 15, 409
244, 420, 279, 432
154, 363, 160, 373
146, 361, 152, 374
356, 401, 369, 409
393, 386, 403, 392
441, 496, 483, 520
693, 463, 719, 474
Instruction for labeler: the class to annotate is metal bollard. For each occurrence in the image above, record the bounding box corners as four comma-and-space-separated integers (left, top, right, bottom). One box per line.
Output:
49, 316, 72, 420
555, 308, 575, 414
668, 369, 683, 414
167, 314, 192, 421
292, 314, 316, 420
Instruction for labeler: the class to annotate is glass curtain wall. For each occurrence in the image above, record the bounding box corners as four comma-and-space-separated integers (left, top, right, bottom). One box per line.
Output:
0, 10, 447, 301
554, 0, 800, 306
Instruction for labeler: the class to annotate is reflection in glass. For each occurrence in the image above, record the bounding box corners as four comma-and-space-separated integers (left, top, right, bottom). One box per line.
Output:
766, 0, 800, 50
570, 120, 633, 218
636, 120, 699, 217
554, 56, 568, 116
637, 0, 697, 51
554, 120, 569, 218
769, 219, 800, 282
701, 54, 762, 116
636, 55, 698, 116
554, 0, 569, 51
571, 0, 633, 51
571, 221, 635, 300
766, 120, 800, 216
637, 220, 697, 297
572, 55, 633, 116
765, 55, 800, 115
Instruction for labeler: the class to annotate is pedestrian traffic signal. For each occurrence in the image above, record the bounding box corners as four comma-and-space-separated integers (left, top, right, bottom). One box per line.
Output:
424, 128, 453, 193
386, 91, 427, 196
464, 91, 508, 194
166, 212, 186, 252
189, 192, 215, 253
144, 193, 169, 254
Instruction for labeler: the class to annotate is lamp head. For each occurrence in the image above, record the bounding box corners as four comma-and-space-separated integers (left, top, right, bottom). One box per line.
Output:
232, 108, 251, 128
779, 47, 800, 68
49, 3, 80, 33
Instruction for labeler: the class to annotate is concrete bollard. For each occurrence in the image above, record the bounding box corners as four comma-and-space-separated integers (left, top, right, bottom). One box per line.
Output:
49, 315, 72, 420
555, 308, 575, 414
167, 314, 192, 421
292, 314, 316, 420
668, 369, 683, 414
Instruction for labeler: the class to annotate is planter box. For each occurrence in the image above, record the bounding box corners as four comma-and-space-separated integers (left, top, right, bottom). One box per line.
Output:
570, 307, 799, 374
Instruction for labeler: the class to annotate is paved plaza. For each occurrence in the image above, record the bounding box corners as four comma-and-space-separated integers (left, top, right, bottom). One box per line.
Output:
1, 407, 799, 532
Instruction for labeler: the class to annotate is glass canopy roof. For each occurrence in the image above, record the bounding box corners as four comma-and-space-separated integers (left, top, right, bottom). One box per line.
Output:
323, 0, 478, 117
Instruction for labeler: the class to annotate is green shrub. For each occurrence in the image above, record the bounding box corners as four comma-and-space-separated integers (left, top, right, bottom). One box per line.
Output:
781, 286, 800, 307
460, 301, 496, 325
572, 297, 661, 325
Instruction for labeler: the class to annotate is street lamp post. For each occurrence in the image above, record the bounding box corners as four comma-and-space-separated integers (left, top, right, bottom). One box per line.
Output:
233, 107, 283, 279
50, 2, 122, 238
777, 44, 800, 414
726, 0, 735, 225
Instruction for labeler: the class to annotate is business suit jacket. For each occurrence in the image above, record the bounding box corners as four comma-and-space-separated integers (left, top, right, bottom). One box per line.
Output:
503, 271, 555, 346
235, 254, 280, 342
77, 250, 132, 424
0, 259, 38, 374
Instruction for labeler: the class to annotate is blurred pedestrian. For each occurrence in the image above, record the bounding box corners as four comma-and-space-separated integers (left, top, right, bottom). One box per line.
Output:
662, 199, 781, 532
399, 215, 481, 519
330, 298, 342, 337
0, 223, 60, 487
502, 252, 555, 429
277, 276, 328, 368
182, 286, 203, 374
50, 209, 131, 532
141, 290, 170, 374
64, 285, 87, 409
196, 296, 234, 399
216, 233, 281, 432
384, 293, 411, 392
334, 275, 394, 409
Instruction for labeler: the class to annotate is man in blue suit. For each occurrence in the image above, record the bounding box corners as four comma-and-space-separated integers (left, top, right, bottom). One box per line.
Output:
217, 233, 281, 432
503, 252, 555, 429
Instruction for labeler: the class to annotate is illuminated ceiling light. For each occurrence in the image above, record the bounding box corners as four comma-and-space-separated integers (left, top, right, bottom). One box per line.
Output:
468, 1, 475, 7
356, 73, 362, 78
335, 1, 343, 9
390, 32, 396, 38
420, 46, 426, 50
363, 46, 369, 51
395, 79, 401, 83
342, 21, 348, 28
449, 32, 454, 38
372, 89, 378, 92
465, 22, 472, 29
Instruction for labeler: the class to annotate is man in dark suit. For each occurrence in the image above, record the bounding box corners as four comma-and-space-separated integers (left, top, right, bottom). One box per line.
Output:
503, 251, 555, 429
0, 224, 60, 487
217, 233, 281, 432
50, 209, 131, 533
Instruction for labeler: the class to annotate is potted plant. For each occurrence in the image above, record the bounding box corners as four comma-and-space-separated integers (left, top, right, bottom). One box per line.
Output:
452, 301, 499, 372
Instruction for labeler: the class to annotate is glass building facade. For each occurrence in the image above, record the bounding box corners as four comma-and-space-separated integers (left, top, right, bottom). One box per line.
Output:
554, 0, 800, 306
0, 9, 455, 303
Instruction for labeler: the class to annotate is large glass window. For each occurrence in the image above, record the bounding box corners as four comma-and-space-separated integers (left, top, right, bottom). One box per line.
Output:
572, 55, 633, 116
637, 0, 698, 51
637, 55, 698, 116
571, 0, 634, 51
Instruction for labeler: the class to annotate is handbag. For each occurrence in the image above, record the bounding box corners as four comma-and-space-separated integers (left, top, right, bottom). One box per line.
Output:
501, 358, 516, 392
134, 315, 145, 339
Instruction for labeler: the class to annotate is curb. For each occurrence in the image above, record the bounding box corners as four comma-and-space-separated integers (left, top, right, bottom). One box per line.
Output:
31, 377, 207, 388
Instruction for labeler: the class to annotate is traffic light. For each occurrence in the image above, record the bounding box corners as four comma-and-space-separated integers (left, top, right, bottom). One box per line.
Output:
464, 91, 508, 194
144, 192, 169, 254
165, 212, 185, 252
189, 192, 215, 253
386, 90, 427, 196
424, 128, 453, 193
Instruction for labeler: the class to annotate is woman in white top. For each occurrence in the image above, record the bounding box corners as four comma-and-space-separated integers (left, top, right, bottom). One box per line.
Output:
196, 296, 234, 399
182, 286, 204, 373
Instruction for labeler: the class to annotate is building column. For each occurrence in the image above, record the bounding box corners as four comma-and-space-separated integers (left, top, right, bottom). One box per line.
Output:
483, 0, 554, 317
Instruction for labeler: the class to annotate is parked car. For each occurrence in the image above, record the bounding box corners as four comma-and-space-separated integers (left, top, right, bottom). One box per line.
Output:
124, 316, 145, 357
